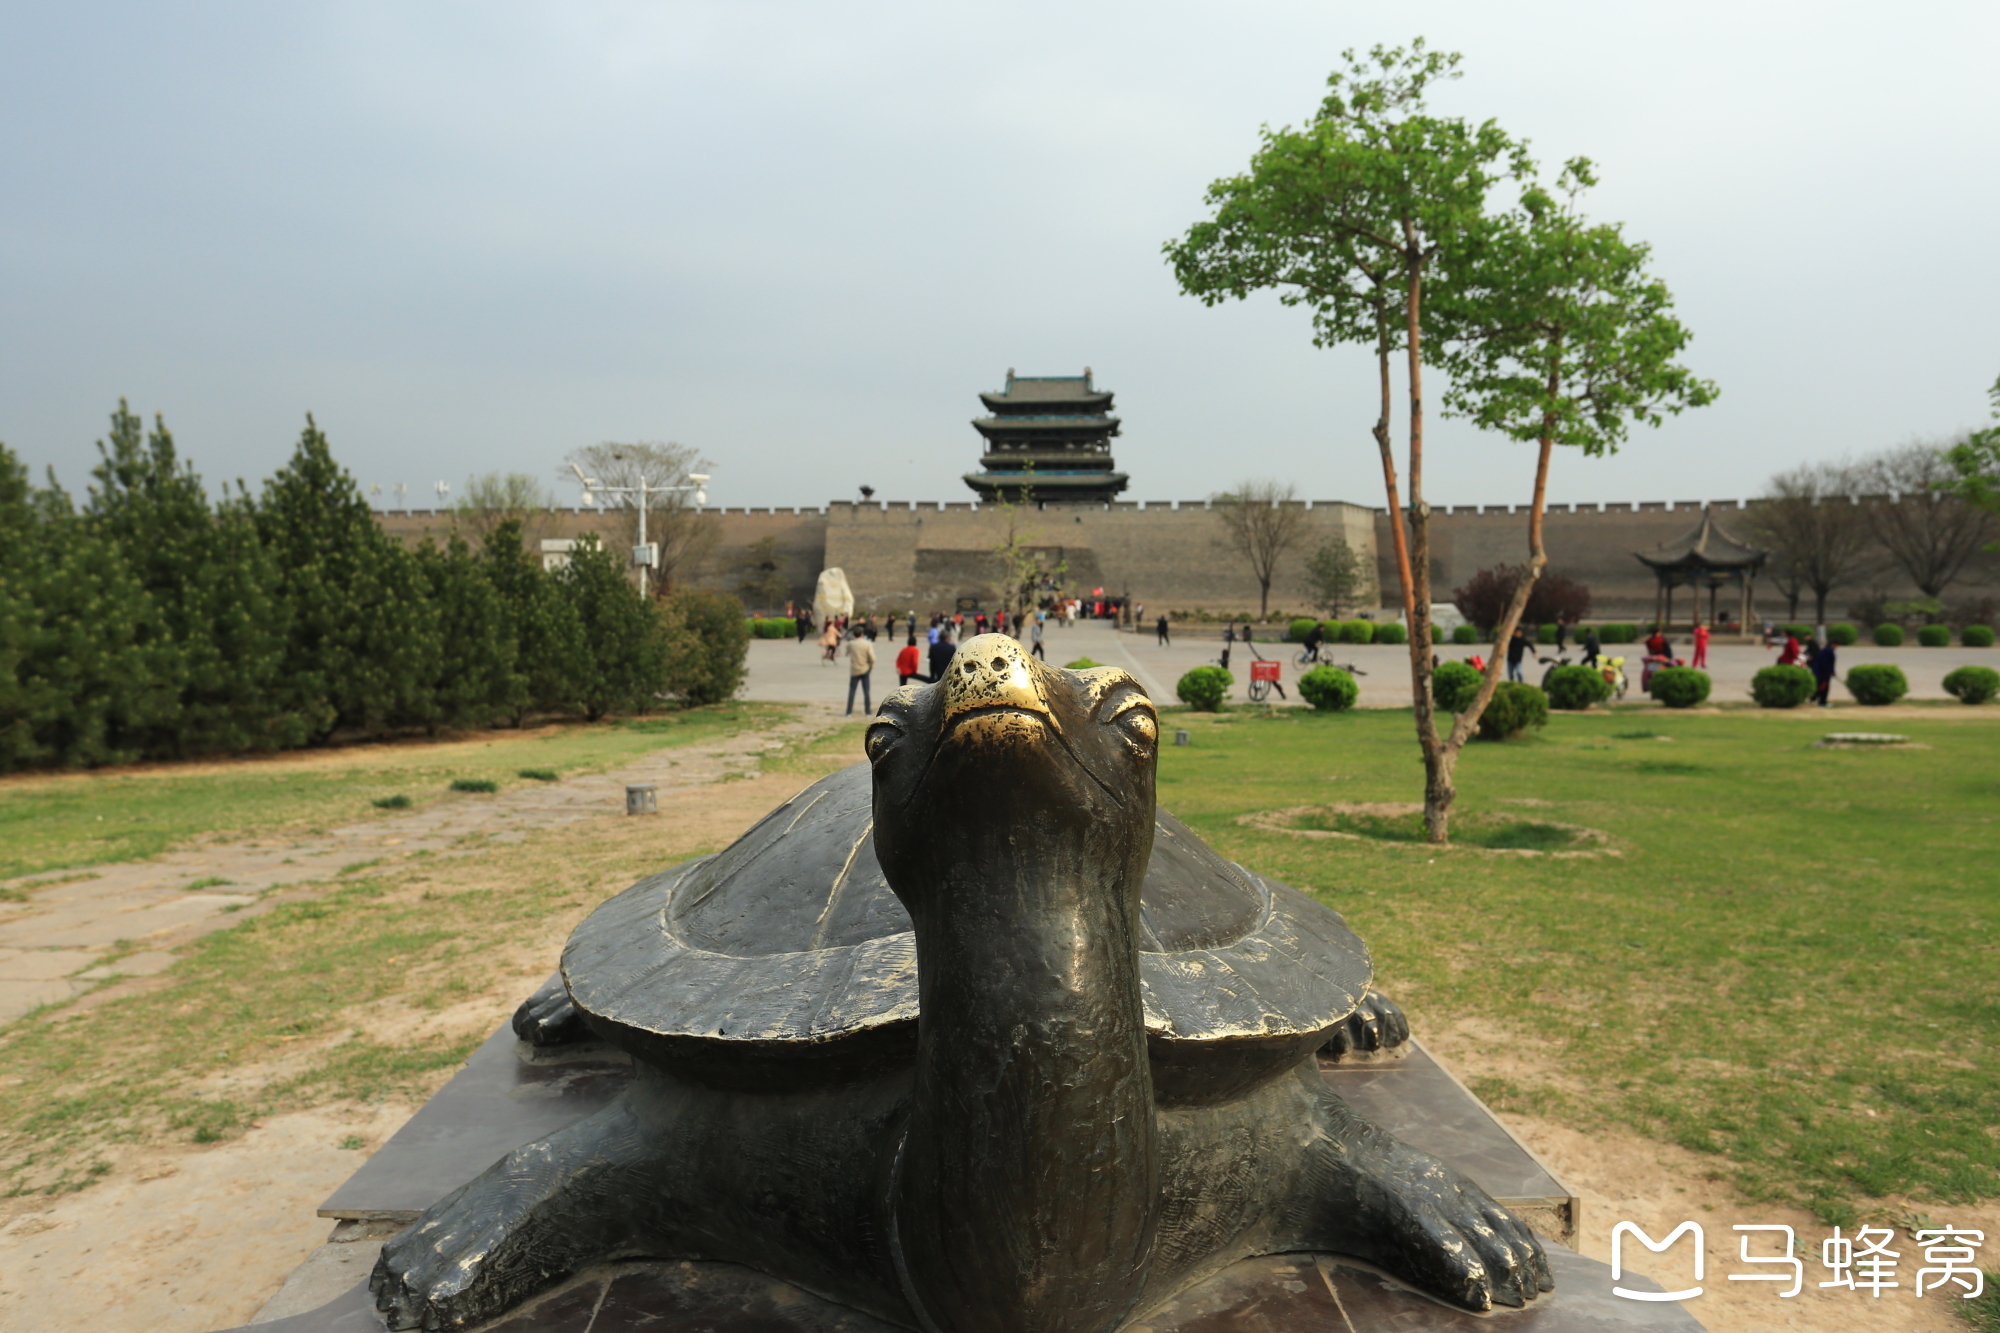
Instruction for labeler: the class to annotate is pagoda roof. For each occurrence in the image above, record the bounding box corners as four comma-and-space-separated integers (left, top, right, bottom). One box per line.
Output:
1634, 506, 1768, 572
979, 367, 1113, 412
974, 415, 1121, 438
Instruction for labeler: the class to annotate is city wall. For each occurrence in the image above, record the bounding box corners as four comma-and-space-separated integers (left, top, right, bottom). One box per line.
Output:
377, 496, 2000, 623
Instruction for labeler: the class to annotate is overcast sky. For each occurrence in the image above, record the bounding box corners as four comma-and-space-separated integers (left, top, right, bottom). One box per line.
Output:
4, 1, 1996, 513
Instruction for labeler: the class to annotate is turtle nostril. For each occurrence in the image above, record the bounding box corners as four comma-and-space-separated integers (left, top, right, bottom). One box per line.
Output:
991, 657, 1005, 671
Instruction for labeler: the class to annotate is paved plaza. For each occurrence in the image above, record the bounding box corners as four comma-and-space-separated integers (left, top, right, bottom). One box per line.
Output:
741, 618, 1997, 712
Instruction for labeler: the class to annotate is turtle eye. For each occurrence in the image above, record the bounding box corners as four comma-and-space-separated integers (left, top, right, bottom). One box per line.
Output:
864, 722, 902, 763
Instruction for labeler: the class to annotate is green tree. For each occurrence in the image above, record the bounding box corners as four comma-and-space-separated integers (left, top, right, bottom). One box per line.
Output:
412, 534, 518, 732
1211, 480, 1309, 618
660, 587, 750, 706
557, 535, 666, 720
0, 445, 171, 769
256, 416, 441, 739
85, 401, 305, 758
1168, 45, 1711, 840
1300, 537, 1368, 618
482, 518, 585, 724
1945, 374, 2000, 532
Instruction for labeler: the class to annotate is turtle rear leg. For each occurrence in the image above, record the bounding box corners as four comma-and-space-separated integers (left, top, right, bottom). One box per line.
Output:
371, 1096, 653, 1331
1277, 1065, 1552, 1312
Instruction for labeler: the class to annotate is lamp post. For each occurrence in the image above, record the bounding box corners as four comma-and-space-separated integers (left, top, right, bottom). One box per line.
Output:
568, 464, 709, 599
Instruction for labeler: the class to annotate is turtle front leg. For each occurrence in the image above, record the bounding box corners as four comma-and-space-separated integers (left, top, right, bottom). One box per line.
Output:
371, 1097, 653, 1331
511, 973, 593, 1047
1279, 1065, 1552, 1312
1318, 987, 1410, 1060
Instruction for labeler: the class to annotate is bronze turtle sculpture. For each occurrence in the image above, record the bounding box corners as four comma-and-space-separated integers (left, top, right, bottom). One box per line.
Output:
372, 636, 1551, 1331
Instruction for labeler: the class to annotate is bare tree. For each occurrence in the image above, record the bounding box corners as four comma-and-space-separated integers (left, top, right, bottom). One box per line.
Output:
454, 471, 557, 549
1745, 461, 1874, 623
1212, 480, 1309, 618
1860, 440, 1996, 598
563, 441, 719, 596
991, 491, 1067, 636
735, 536, 790, 613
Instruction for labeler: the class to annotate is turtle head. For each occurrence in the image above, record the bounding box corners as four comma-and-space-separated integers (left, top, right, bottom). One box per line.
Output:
866, 634, 1158, 896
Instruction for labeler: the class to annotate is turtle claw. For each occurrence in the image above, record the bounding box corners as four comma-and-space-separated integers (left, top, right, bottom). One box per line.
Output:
512, 973, 591, 1046
1319, 988, 1410, 1059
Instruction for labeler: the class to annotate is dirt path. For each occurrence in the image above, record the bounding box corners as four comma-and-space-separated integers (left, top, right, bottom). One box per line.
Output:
0, 707, 839, 1027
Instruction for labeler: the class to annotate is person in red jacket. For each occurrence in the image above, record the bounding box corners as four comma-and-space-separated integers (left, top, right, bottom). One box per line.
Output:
1691, 620, 1710, 668
896, 635, 923, 685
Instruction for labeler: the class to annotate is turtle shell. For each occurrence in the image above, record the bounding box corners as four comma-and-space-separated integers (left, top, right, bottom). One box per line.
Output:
563, 761, 1371, 1092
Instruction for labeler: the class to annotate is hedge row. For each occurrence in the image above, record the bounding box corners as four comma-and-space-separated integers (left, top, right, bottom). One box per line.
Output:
1284, 618, 1407, 645
0, 405, 748, 774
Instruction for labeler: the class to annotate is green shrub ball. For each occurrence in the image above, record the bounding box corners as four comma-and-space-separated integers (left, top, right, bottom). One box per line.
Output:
1963, 624, 1996, 648
1175, 665, 1233, 712
1298, 665, 1360, 711
1336, 619, 1374, 644
1063, 657, 1103, 670
1827, 623, 1858, 646
1536, 623, 1559, 644
1288, 618, 1318, 643
1873, 623, 1905, 646
1944, 665, 2000, 704
1750, 665, 1815, 709
1917, 624, 1950, 647
1372, 622, 1407, 645
1450, 623, 1479, 645
1649, 666, 1712, 709
1597, 622, 1639, 644
1844, 664, 1908, 705
1477, 682, 1548, 740
1544, 664, 1611, 711
1430, 660, 1483, 713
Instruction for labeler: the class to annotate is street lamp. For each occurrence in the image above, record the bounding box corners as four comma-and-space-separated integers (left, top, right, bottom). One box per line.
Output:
568, 463, 711, 599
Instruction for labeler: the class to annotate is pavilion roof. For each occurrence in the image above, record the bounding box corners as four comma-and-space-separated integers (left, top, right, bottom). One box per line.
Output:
979, 368, 1113, 412
1633, 505, 1768, 572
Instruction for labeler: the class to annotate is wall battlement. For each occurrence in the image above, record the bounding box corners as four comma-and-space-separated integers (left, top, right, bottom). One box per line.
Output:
375, 494, 2000, 622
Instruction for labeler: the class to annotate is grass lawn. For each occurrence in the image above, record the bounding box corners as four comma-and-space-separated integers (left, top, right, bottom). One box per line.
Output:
1161, 702, 1999, 1225
0, 702, 793, 882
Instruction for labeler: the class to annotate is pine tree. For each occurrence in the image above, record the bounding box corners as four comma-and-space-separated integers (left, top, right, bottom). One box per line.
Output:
481, 520, 584, 724
412, 534, 517, 733
255, 416, 441, 739
660, 588, 749, 707
0, 444, 172, 769
85, 401, 304, 757
556, 535, 665, 720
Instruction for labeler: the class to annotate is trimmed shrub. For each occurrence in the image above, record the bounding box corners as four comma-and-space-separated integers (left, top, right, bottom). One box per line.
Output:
1962, 624, 1996, 647
1450, 623, 1478, 645
1335, 619, 1374, 644
1826, 622, 1858, 646
371, 794, 411, 809
518, 767, 559, 781
1175, 665, 1233, 711
1298, 666, 1360, 711
1943, 665, 2000, 704
1063, 657, 1104, 670
450, 778, 499, 793
1597, 622, 1639, 644
1917, 624, 1950, 647
1750, 665, 1815, 709
1373, 622, 1408, 645
1544, 664, 1611, 711
660, 588, 750, 707
1287, 617, 1318, 643
1476, 682, 1548, 740
1845, 664, 1908, 706
1872, 623, 1904, 646
1536, 623, 1559, 644
744, 618, 792, 639
1777, 622, 1812, 640
1648, 666, 1712, 709
1430, 660, 1483, 713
